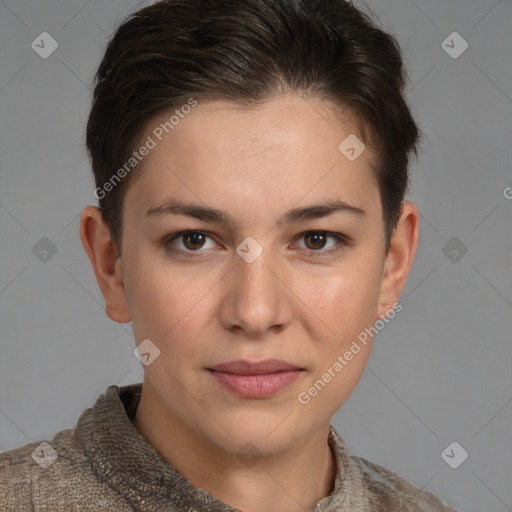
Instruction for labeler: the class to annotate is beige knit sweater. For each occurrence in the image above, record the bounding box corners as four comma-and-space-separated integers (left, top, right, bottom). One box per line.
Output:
0, 383, 459, 511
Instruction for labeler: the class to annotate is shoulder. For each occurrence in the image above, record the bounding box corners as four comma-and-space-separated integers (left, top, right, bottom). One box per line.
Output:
349, 455, 459, 511
0, 427, 126, 511
0, 438, 39, 511
0, 428, 87, 511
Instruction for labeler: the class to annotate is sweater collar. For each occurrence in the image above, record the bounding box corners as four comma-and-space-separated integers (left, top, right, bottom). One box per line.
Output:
76, 382, 352, 511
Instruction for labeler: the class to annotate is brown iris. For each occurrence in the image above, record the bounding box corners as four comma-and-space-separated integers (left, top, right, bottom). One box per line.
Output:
182, 232, 206, 250
303, 232, 328, 250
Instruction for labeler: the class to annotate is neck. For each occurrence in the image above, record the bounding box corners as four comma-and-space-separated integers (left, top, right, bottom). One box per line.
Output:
131, 386, 336, 512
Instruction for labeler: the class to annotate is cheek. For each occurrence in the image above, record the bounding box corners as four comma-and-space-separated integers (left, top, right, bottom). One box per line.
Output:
294, 269, 378, 413
291, 259, 382, 342
124, 253, 219, 357
121, 250, 179, 337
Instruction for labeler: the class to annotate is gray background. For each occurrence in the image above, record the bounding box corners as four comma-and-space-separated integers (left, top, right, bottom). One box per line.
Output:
0, 0, 511, 510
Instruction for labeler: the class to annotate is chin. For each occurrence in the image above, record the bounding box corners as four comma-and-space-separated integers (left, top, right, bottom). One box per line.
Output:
203, 413, 305, 454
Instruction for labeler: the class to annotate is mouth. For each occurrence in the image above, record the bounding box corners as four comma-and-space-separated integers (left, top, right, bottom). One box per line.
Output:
207, 359, 305, 398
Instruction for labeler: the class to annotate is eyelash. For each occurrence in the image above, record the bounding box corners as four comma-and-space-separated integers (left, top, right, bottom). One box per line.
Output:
162, 230, 351, 259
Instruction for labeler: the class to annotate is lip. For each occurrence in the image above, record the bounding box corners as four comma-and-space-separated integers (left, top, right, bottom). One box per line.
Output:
207, 359, 305, 398
209, 359, 303, 375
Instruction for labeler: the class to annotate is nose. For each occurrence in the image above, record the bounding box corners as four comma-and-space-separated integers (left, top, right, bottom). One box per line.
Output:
219, 241, 292, 338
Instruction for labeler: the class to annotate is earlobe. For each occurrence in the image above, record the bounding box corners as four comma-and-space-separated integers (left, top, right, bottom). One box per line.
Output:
377, 201, 420, 318
79, 206, 132, 323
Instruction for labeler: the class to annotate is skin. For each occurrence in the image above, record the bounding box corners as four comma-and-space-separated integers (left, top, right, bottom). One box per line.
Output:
80, 94, 419, 512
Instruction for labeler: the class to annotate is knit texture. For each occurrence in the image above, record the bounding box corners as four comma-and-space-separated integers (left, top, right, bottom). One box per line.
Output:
0, 383, 458, 511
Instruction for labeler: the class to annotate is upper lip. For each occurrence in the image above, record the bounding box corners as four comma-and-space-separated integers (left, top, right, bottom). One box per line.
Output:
208, 359, 304, 375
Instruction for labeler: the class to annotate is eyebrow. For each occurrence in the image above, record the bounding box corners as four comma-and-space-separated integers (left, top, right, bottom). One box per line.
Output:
146, 198, 366, 226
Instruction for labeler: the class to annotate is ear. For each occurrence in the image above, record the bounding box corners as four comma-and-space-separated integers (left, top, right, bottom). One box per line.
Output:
79, 205, 131, 323
377, 201, 419, 319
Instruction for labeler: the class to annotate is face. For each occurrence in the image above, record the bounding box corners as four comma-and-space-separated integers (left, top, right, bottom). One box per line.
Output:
107, 95, 399, 455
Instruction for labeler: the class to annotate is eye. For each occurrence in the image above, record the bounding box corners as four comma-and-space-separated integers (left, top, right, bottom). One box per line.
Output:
294, 231, 349, 257
164, 231, 218, 256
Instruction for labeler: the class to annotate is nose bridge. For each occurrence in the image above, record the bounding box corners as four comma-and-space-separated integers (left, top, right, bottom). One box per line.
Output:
235, 236, 277, 301
225, 236, 288, 334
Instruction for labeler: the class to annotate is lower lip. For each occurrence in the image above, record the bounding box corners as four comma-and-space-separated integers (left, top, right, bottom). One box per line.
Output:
208, 369, 304, 398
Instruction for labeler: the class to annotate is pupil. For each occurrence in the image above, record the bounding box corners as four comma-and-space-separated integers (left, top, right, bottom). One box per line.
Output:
307, 233, 325, 250
186, 233, 204, 249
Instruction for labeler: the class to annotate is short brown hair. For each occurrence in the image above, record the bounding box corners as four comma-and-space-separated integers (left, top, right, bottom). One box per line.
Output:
86, 0, 421, 254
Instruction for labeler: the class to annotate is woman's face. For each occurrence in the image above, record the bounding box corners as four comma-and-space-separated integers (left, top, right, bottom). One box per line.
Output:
117, 94, 394, 455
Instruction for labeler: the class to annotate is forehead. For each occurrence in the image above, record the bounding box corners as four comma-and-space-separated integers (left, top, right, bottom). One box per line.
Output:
125, 94, 380, 223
